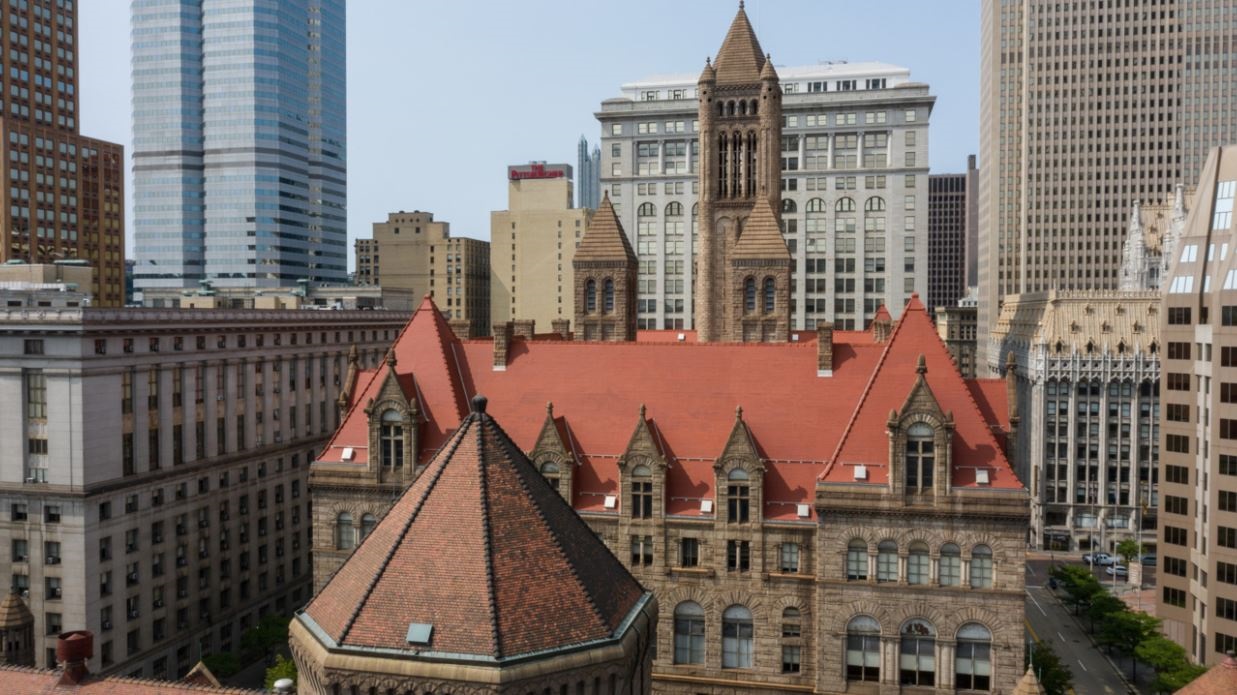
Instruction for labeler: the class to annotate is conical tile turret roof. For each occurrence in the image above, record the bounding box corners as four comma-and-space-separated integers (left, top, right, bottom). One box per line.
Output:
731, 198, 791, 260
303, 395, 647, 660
0, 590, 32, 629
713, 2, 766, 84
575, 193, 636, 263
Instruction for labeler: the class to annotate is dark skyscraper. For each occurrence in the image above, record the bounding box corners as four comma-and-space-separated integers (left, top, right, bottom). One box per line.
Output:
576, 135, 600, 209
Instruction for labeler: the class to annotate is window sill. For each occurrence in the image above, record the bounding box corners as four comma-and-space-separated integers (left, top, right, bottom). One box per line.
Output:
767, 572, 815, 581
669, 566, 715, 578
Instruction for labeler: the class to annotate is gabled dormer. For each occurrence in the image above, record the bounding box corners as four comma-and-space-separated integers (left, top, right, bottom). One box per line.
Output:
363, 351, 419, 486
887, 355, 954, 502
617, 404, 667, 521
530, 402, 574, 504
715, 406, 765, 524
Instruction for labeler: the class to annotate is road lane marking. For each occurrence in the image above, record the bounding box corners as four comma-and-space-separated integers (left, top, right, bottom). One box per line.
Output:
1057, 631, 1067, 643
1076, 659, 1088, 673
1027, 590, 1048, 617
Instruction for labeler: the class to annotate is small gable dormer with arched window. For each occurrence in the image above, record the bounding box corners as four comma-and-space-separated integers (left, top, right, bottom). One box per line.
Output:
530, 402, 575, 504
714, 406, 766, 524
887, 355, 954, 501
617, 405, 668, 524
363, 352, 419, 486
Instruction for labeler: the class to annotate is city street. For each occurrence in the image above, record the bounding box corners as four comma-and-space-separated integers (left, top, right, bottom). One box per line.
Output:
1025, 558, 1139, 694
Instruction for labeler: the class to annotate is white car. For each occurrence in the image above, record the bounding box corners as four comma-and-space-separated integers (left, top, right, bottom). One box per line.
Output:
1105, 565, 1129, 577
1083, 552, 1114, 566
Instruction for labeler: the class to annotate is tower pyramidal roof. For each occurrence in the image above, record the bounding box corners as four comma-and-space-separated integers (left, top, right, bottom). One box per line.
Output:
303, 395, 647, 660
731, 198, 791, 260
574, 192, 636, 263
712, 2, 767, 84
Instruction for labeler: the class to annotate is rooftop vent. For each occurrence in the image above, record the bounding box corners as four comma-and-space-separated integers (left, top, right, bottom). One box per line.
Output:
975, 469, 990, 485
853, 465, 868, 481
700, 499, 714, 514
796, 504, 811, 518
603, 495, 617, 510
341, 447, 354, 461
406, 622, 433, 646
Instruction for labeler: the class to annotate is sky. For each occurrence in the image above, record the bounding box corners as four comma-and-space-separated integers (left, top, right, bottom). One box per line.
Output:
78, 0, 980, 262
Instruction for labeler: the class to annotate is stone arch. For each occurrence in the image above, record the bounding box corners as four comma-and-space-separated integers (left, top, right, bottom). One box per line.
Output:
834, 526, 876, 553
888, 602, 948, 632
830, 599, 891, 636
715, 589, 766, 623
940, 605, 1014, 640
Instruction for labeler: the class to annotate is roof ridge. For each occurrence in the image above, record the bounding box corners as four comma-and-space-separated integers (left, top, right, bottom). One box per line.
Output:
476, 416, 503, 657
823, 308, 912, 477
334, 412, 473, 644
487, 414, 615, 635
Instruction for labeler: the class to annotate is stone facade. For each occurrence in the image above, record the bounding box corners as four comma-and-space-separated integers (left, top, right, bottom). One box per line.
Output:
573, 194, 638, 342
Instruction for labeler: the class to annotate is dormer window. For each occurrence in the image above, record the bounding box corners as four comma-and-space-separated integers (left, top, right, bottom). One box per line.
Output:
630, 464, 653, 518
727, 468, 750, 523
540, 461, 561, 491
905, 423, 935, 491
380, 410, 404, 470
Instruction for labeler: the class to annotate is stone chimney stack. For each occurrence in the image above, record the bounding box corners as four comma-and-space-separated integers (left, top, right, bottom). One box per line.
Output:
447, 318, 472, 340
551, 319, 570, 340
511, 319, 536, 341
872, 315, 892, 343
56, 630, 93, 686
816, 322, 834, 377
492, 322, 513, 371
1004, 351, 1020, 467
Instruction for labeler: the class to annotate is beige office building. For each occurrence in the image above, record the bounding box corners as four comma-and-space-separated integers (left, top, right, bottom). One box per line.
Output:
0, 305, 402, 678
490, 163, 590, 329
354, 211, 490, 337
977, 0, 1237, 372
1158, 145, 1237, 665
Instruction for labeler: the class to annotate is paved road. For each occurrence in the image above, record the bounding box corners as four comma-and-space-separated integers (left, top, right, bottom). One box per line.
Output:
1025, 561, 1137, 694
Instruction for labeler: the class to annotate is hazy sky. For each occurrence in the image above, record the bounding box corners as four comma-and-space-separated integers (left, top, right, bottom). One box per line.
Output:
79, 0, 980, 261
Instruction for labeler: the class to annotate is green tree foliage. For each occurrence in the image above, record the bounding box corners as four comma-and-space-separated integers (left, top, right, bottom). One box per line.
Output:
1051, 564, 1103, 615
1115, 539, 1141, 567
264, 654, 298, 691
241, 613, 290, 659
1152, 663, 1209, 694
1086, 593, 1126, 633
1136, 635, 1208, 693
1096, 611, 1160, 680
1026, 640, 1073, 695
200, 652, 240, 679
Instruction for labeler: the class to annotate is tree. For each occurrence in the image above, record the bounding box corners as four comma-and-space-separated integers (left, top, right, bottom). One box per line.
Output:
241, 613, 290, 660
1116, 539, 1141, 567
1137, 634, 1207, 693
201, 652, 240, 679
1153, 663, 1208, 694
1026, 640, 1073, 695
264, 654, 297, 691
1053, 565, 1103, 615
1097, 611, 1159, 680
1086, 593, 1126, 633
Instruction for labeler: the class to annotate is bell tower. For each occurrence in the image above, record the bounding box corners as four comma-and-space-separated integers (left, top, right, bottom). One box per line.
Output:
695, 2, 789, 342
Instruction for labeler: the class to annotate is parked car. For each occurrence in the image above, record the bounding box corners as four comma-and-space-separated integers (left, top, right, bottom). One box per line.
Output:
1141, 554, 1157, 566
1082, 552, 1114, 566
1106, 565, 1129, 577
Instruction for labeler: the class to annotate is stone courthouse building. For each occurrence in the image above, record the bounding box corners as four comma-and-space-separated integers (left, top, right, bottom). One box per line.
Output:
307, 5, 1030, 694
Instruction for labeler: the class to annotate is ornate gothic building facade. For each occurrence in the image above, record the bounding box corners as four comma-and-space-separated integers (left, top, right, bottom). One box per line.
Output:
305, 6, 1029, 694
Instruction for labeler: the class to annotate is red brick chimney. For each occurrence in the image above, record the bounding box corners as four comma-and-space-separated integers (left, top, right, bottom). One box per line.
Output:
56, 630, 93, 685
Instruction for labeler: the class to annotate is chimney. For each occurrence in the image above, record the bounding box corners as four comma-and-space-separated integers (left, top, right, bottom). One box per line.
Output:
492, 322, 513, 372
816, 322, 834, 377
551, 318, 570, 340
1004, 351, 1020, 465
511, 319, 536, 341
56, 630, 93, 686
447, 318, 471, 340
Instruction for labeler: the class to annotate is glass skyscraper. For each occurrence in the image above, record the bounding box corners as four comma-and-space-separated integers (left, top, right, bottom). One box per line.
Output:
132, 0, 347, 297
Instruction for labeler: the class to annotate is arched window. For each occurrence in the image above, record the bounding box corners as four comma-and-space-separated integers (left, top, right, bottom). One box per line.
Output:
955, 623, 992, 691
673, 601, 705, 664
864, 196, 886, 212
970, 545, 993, 588
637, 202, 656, 217
585, 279, 597, 314
805, 198, 827, 236
603, 279, 615, 314
939, 543, 961, 586
805, 198, 827, 213
905, 422, 935, 491
835, 197, 856, 213
877, 540, 898, 582
722, 605, 754, 669
726, 467, 750, 523
762, 277, 775, 313
380, 409, 404, 470
335, 512, 354, 550
629, 464, 653, 518
749, 99, 758, 115
539, 461, 561, 491
846, 539, 868, 580
691, 202, 699, 239
900, 619, 937, 686
665, 201, 684, 217
846, 616, 881, 682
782, 198, 797, 213
744, 277, 756, 313
360, 513, 377, 540
781, 607, 802, 674
907, 541, 930, 585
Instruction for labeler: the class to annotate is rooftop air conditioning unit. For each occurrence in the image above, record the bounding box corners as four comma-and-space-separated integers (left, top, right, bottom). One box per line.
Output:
101, 620, 112, 630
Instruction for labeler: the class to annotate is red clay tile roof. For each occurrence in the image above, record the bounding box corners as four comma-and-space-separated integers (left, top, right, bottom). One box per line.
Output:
1174, 654, 1237, 694
712, 3, 766, 84
0, 664, 262, 694
731, 198, 791, 260
305, 398, 646, 660
824, 295, 1018, 488
320, 295, 1019, 521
